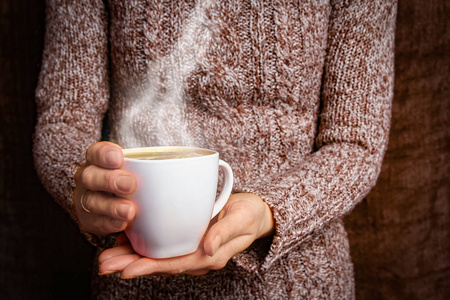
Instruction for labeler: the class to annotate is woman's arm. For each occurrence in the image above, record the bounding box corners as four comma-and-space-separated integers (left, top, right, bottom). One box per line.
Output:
233, 0, 398, 272
33, 0, 109, 226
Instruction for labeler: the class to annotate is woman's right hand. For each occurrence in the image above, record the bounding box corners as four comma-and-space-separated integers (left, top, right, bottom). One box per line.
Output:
73, 142, 137, 235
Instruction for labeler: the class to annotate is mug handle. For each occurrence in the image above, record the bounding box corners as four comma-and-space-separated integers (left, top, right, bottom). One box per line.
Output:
211, 160, 233, 218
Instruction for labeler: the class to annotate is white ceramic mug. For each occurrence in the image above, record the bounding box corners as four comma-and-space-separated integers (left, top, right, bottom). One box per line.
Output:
122, 146, 233, 258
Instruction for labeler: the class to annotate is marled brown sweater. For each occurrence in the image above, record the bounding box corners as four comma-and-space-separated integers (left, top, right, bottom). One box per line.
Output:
34, 0, 397, 299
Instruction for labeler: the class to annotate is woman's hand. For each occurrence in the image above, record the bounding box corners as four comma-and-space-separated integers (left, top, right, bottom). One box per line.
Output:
73, 142, 137, 236
98, 193, 275, 278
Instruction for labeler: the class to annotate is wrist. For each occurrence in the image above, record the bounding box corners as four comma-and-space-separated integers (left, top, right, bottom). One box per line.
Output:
257, 201, 275, 239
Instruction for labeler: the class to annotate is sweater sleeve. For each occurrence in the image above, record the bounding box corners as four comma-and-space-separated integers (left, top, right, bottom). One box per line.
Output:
233, 0, 397, 273
33, 0, 109, 241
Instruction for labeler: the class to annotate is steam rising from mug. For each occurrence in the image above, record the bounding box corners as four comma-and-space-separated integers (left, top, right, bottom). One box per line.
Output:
118, 0, 216, 148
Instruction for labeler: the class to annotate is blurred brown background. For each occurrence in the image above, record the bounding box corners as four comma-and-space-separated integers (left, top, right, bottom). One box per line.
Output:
0, 0, 448, 299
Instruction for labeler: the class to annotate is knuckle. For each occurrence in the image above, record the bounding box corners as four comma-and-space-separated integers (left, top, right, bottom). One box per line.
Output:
104, 170, 118, 192
74, 165, 85, 184
110, 201, 122, 218
87, 142, 122, 166
109, 202, 118, 217
86, 142, 107, 161
97, 144, 113, 164
81, 191, 91, 209
91, 217, 103, 232
110, 217, 125, 230
85, 143, 99, 163
174, 268, 186, 275
170, 259, 187, 275
165, 270, 180, 276
80, 165, 96, 187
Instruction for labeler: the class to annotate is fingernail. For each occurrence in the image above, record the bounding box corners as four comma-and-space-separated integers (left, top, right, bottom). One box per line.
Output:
111, 218, 124, 229
118, 203, 131, 219
106, 151, 121, 166
98, 271, 110, 276
210, 235, 222, 256
117, 176, 134, 193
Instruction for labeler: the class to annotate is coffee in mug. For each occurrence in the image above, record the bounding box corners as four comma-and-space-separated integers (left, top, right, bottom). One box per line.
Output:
122, 146, 233, 259
124, 148, 207, 160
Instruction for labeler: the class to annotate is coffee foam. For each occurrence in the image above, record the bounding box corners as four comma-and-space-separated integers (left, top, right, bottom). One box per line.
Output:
126, 151, 204, 160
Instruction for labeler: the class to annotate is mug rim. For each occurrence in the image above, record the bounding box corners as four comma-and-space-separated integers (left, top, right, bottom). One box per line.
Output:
122, 146, 217, 162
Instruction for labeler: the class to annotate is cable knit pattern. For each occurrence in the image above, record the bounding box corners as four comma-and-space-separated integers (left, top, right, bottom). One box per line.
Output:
34, 0, 397, 299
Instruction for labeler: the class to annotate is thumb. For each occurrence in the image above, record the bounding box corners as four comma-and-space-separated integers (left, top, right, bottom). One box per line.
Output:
203, 211, 251, 257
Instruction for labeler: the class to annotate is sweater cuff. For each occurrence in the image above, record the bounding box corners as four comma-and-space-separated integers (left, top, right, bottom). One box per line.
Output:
231, 183, 303, 274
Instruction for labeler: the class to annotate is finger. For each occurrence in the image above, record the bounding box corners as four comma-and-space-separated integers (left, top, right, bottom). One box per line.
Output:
119, 243, 238, 278
99, 253, 142, 275
98, 245, 136, 264
80, 165, 136, 196
83, 215, 128, 236
86, 141, 124, 169
121, 254, 201, 278
211, 234, 255, 264
203, 211, 254, 257
80, 191, 135, 221
120, 257, 158, 279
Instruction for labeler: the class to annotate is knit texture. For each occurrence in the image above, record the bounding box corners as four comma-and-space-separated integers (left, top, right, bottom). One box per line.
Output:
34, 0, 397, 299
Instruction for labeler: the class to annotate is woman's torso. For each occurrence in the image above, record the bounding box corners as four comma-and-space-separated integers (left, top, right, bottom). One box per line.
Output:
107, 0, 330, 189
97, 1, 354, 299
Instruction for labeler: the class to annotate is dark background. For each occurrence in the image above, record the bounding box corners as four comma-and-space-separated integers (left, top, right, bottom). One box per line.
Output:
0, 0, 448, 299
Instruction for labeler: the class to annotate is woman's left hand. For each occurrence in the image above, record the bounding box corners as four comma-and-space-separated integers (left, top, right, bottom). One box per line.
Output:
98, 193, 275, 278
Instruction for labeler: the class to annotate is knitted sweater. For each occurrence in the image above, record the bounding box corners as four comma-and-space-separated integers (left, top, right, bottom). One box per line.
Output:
34, 0, 397, 299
